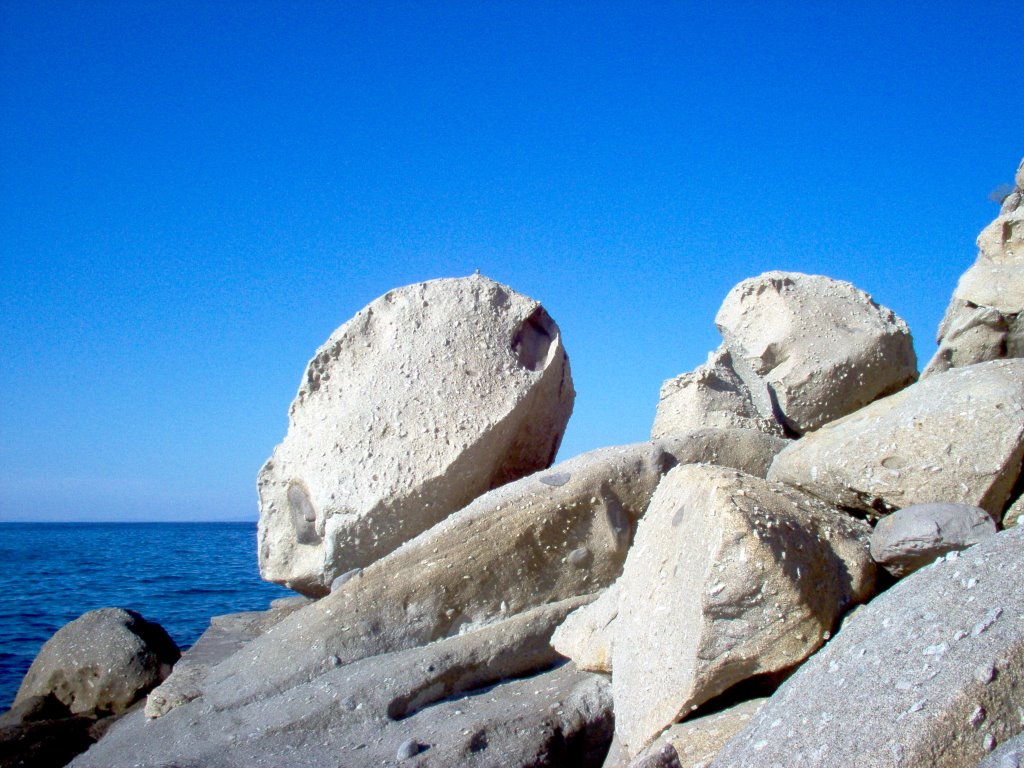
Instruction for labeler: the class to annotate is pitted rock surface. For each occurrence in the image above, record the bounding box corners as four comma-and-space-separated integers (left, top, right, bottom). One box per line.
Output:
258, 274, 574, 595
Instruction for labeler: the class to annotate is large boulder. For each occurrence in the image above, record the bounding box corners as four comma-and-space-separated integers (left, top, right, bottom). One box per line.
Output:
768, 359, 1024, 520
714, 272, 917, 434
71, 601, 613, 768
258, 274, 575, 595
712, 526, 1024, 767
924, 158, 1024, 377
13, 608, 179, 717
611, 464, 875, 757
869, 502, 998, 577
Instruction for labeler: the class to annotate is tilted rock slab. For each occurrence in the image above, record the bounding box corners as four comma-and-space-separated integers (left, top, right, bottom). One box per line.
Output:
715, 271, 917, 434
869, 502, 998, 578
924, 158, 1024, 377
258, 274, 574, 595
612, 464, 875, 756
712, 526, 1024, 768
769, 359, 1024, 520
14, 608, 179, 717
72, 600, 613, 768
652, 346, 784, 438
629, 698, 766, 768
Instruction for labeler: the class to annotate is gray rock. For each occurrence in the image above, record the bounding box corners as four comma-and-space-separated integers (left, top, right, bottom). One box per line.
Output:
13, 608, 179, 717
612, 465, 875, 757
629, 698, 766, 768
258, 274, 575, 595
551, 582, 619, 674
869, 502, 998, 577
1004, 496, 1024, 528
924, 158, 1024, 377
71, 602, 613, 768
978, 733, 1024, 768
711, 525, 1024, 768
715, 271, 917, 435
768, 359, 1024, 521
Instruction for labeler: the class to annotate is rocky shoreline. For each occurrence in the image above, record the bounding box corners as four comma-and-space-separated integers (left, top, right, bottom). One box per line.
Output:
3, 157, 1022, 768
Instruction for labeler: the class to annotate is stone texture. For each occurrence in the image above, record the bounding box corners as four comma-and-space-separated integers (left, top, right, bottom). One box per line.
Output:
715, 271, 917, 434
924, 158, 1024, 377
71, 601, 613, 768
869, 502, 998, 577
1003, 496, 1024, 528
551, 582, 619, 674
768, 359, 1024, 520
258, 274, 575, 595
612, 464, 875, 756
652, 347, 784, 438
13, 608, 179, 717
631, 698, 766, 768
978, 732, 1024, 768
711, 526, 1024, 768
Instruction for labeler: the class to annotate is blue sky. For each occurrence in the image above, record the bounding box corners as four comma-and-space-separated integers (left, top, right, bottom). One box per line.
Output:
1, 2, 1021, 521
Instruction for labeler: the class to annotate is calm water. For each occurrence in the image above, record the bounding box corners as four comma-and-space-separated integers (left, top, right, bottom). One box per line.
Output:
0, 522, 293, 711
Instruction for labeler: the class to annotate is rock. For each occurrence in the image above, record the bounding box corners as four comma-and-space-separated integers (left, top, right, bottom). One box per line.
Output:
258, 274, 575, 595
978, 732, 1024, 768
551, 582, 619, 673
711, 525, 1024, 768
768, 359, 1024, 520
70, 602, 613, 768
146, 601, 308, 718
651, 346, 784, 438
658, 429, 788, 479
869, 502, 998, 577
630, 698, 766, 768
1004, 496, 1024, 528
13, 608, 179, 717
0, 695, 98, 768
715, 271, 917, 434
612, 464, 875, 756
924, 158, 1024, 377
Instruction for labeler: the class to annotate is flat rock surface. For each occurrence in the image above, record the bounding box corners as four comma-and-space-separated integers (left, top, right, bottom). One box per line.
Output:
712, 526, 1024, 768
258, 274, 574, 595
632, 698, 766, 768
768, 359, 1024, 520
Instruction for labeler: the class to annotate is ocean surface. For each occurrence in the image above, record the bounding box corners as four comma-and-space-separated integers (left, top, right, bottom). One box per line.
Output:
0, 522, 293, 711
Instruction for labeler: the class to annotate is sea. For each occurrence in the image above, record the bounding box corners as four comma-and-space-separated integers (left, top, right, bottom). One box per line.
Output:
0, 522, 293, 711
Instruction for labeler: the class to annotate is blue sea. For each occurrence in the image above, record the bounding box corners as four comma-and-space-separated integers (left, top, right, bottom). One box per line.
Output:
0, 522, 294, 711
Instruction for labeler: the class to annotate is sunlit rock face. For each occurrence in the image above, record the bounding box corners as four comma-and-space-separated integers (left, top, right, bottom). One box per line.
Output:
257, 274, 574, 596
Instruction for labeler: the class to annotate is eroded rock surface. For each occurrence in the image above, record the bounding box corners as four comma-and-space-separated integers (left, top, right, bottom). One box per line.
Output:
768, 359, 1024, 520
924, 158, 1024, 377
715, 271, 917, 434
712, 527, 1024, 767
612, 464, 875, 756
258, 274, 574, 595
629, 698, 766, 768
551, 582, 619, 674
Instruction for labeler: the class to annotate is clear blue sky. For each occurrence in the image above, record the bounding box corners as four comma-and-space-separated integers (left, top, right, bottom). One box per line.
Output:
1, 2, 1021, 521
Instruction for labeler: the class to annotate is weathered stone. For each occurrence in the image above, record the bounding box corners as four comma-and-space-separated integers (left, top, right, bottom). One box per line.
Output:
652, 347, 784, 438
630, 698, 766, 768
0, 695, 98, 768
258, 274, 575, 595
711, 526, 1024, 768
924, 158, 1024, 377
146, 601, 308, 718
715, 271, 917, 434
612, 464, 875, 756
14, 608, 179, 717
869, 502, 998, 577
978, 732, 1024, 768
768, 359, 1024, 520
71, 602, 613, 768
552, 582, 619, 674
658, 429, 788, 479
1003, 496, 1024, 528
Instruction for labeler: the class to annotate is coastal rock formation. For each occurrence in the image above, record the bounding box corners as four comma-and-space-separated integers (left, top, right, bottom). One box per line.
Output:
715, 271, 917, 434
869, 502, 998, 577
768, 359, 1024, 520
711, 526, 1024, 767
258, 274, 574, 596
13, 608, 179, 717
550, 581, 618, 674
924, 158, 1024, 377
611, 464, 875, 755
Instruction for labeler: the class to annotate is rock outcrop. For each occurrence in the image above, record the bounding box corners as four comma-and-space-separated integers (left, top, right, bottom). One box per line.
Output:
869, 502, 998, 577
628, 698, 766, 768
13, 608, 179, 717
712, 526, 1024, 767
551, 582, 618, 674
258, 274, 575, 596
611, 464, 875, 756
923, 158, 1024, 377
768, 359, 1024, 520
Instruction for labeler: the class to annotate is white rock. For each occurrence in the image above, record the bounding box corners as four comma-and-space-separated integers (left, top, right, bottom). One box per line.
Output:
551, 581, 619, 673
257, 274, 574, 595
